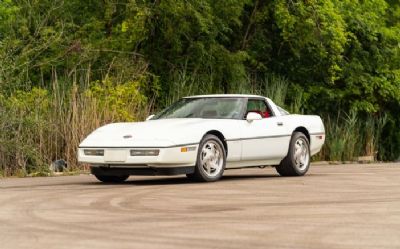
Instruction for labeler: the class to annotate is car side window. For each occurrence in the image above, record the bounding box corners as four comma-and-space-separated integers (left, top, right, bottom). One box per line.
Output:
277, 105, 290, 116
246, 99, 273, 118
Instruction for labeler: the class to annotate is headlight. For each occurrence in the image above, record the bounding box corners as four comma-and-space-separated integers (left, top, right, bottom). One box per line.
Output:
130, 149, 159, 156
84, 149, 104, 156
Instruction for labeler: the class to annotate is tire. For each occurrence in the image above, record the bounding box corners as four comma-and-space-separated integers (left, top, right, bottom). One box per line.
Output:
94, 174, 129, 183
276, 132, 310, 176
190, 134, 226, 182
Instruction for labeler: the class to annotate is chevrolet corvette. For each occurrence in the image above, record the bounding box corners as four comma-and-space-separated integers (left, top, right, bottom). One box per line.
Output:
78, 94, 325, 182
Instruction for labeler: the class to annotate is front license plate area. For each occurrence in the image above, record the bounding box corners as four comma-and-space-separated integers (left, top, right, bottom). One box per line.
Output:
104, 149, 127, 162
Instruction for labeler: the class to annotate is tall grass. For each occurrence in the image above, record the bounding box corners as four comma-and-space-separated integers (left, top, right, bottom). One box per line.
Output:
164, 71, 300, 112
318, 111, 362, 161
164, 68, 217, 106
0, 69, 148, 176
315, 112, 388, 162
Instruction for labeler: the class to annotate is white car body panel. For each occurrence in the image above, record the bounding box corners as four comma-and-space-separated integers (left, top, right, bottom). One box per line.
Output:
78, 95, 325, 171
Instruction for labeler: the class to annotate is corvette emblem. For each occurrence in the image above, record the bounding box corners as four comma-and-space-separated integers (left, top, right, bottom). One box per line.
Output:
123, 135, 133, 139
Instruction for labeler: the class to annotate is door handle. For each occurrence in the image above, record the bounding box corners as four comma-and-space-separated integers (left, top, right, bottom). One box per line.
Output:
277, 122, 283, 126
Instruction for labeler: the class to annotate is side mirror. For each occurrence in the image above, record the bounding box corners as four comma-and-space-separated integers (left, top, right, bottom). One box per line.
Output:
246, 112, 262, 122
146, 114, 155, 121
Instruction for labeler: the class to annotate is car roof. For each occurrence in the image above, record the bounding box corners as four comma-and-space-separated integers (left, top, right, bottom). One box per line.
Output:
183, 94, 266, 99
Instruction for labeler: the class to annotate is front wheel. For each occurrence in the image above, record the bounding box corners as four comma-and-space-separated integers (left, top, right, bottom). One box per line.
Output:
94, 174, 129, 183
190, 134, 226, 182
276, 132, 310, 176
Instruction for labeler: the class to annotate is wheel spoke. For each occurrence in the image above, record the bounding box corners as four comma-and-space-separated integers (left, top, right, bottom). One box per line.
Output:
212, 161, 217, 171
295, 149, 302, 158
207, 162, 212, 174
202, 146, 213, 162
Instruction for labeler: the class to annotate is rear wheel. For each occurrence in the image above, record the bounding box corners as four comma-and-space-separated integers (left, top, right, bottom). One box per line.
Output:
94, 174, 129, 183
190, 134, 226, 182
276, 132, 310, 176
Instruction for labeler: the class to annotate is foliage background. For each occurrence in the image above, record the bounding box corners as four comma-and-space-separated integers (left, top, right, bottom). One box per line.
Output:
0, 0, 399, 176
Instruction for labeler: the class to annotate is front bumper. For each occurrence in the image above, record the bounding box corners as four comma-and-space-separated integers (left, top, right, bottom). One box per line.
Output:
78, 144, 199, 168
90, 165, 195, 176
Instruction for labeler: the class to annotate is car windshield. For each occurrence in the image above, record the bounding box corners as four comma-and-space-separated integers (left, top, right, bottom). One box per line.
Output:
153, 98, 246, 120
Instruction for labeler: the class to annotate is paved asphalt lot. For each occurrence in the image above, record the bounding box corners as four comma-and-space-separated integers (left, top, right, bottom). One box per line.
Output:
1, 163, 400, 249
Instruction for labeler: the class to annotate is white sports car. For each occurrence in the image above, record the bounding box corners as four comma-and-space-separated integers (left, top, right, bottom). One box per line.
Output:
78, 94, 325, 183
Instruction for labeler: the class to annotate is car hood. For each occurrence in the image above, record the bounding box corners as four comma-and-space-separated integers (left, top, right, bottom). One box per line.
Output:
79, 118, 226, 147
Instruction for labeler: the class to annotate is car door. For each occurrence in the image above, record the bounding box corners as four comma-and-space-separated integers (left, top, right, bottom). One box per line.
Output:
240, 98, 291, 161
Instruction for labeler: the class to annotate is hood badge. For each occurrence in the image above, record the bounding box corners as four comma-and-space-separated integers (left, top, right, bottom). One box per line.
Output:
123, 134, 133, 139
